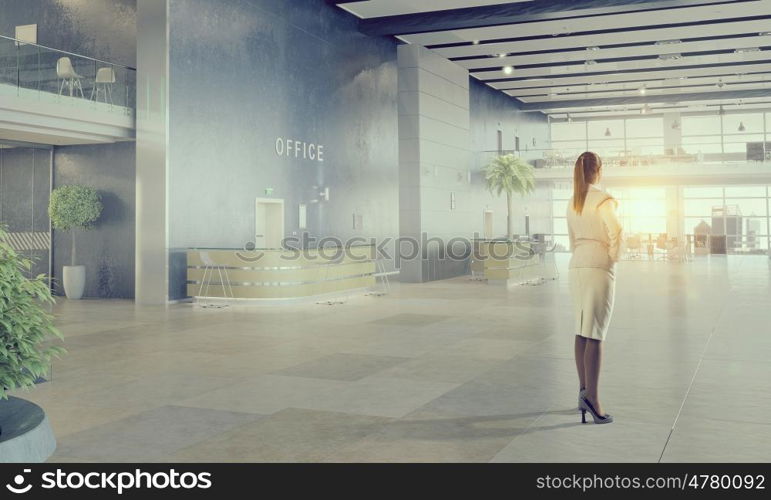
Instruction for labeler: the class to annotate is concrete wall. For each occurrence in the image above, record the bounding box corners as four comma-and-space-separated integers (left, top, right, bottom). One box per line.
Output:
165, 0, 399, 299
52, 142, 136, 298
0, 0, 136, 67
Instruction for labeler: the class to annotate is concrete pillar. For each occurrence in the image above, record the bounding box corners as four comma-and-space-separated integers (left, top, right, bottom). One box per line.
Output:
397, 45, 471, 282
135, 0, 169, 304
666, 186, 683, 240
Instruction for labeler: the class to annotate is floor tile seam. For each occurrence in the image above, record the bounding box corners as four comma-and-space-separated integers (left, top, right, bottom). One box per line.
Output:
657, 285, 732, 463
486, 412, 549, 462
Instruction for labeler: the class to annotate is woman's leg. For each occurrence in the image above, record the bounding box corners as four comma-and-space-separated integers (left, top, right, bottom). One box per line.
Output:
583, 338, 605, 415
574, 335, 587, 391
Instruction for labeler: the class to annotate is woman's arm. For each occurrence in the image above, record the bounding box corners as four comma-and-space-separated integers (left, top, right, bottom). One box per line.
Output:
599, 198, 624, 262
566, 203, 576, 252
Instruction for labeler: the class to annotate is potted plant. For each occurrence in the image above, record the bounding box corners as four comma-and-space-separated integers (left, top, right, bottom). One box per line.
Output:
48, 185, 103, 299
483, 153, 535, 240
0, 226, 65, 435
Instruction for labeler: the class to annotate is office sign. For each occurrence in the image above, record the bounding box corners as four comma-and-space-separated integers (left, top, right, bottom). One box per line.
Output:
275, 137, 324, 162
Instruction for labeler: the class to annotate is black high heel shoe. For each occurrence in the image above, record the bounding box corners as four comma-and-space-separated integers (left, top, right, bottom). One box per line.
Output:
578, 388, 586, 411
579, 395, 614, 424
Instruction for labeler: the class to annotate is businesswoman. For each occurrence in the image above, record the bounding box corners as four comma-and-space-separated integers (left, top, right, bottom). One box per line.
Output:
567, 151, 623, 425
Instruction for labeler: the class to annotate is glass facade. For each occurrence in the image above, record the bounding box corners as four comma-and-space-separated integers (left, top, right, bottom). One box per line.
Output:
551, 186, 667, 251
551, 185, 771, 254
550, 110, 771, 163
683, 185, 770, 253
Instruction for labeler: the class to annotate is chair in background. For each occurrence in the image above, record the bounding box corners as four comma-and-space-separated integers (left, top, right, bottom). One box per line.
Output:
197, 251, 234, 307
625, 234, 642, 259
56, 57, 84, 98
540, 236, 560, 281
655, 233, 668, 260
665, 237, 684, 262
91, 66, 115, 103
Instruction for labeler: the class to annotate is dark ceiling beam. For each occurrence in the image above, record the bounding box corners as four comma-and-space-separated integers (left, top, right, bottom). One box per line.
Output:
519, 88, 771, 110
482, 59, 771, 83
325, 1, 368, 4
359, 0, 755, 36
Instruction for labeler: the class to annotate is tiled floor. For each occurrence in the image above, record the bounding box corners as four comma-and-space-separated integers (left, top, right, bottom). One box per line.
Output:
17, 254, 771, 462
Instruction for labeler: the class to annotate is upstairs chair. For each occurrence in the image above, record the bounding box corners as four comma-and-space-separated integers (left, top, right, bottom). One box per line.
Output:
91, 66, 115, 103
56, 57, 84, 98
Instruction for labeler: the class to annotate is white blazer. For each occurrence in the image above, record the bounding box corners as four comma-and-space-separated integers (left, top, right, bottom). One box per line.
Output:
567, 184, 624, 270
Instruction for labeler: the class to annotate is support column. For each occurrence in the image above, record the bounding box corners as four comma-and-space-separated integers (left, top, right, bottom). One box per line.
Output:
666, 186, 683, 241
135, 0, 169, 304
397, 44, 471, 282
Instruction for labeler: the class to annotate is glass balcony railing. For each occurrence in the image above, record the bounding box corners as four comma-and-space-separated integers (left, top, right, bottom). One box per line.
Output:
0, 34, 135, 112
475, 143, 771, 172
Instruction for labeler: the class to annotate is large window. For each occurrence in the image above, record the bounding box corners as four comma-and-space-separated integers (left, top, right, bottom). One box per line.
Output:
551, 110, 771, 162
551, 116, 666, 162
550, 186, 667, 251
550, 121, 587, 160
683, 186, 770, 253
625, 117, 664, 155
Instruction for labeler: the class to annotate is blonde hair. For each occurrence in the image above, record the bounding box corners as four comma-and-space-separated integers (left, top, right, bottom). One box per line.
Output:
572, 151, 602, 214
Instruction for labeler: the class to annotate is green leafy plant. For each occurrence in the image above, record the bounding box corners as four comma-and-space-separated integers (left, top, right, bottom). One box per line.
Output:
0, 226, 64, 399
483, 154, 536, 240
48, 185, 103, 266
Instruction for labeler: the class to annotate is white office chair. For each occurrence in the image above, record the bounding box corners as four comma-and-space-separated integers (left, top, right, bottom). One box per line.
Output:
197, 251, 234, 305
90, 67, 115, 103
56, 57, 84, 98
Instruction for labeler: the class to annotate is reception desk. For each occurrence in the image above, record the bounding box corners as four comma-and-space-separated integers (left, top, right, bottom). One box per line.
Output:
471, 239, 542, 285
186, 245, 376, 301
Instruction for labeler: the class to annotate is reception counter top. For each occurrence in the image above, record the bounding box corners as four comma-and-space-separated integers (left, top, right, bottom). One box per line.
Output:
186, 245, 376, 301
471, 239, 542, 285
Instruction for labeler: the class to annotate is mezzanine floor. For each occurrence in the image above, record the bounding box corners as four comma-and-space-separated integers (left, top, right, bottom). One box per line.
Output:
19, 254, 771, 462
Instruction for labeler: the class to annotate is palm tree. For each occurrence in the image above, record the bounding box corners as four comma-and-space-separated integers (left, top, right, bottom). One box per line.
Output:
483, 154, 535, 240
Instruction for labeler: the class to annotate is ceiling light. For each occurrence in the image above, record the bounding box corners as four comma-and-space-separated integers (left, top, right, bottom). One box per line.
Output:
716, 80, 725, 88
735, 47, 760, 53
502, 65, 514, 75
497, 53, 507, 58
586, 46, 600, 51
472, 40, 480, 45
585, 60, 597, 65
567, 113, 572, 123
641, 104, 652, 114
639, 85, 647, 95
604, 127, 612, 137
655, 39, 682, 45
658, 53, 682, 60
738, 121, 746, 132
760, 31, 771, 36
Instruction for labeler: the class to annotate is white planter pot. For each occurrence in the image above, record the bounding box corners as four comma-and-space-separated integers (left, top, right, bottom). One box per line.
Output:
62, 265, 86, 300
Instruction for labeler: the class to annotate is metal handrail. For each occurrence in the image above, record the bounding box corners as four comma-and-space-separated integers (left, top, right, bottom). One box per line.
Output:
0, 34, 136, 71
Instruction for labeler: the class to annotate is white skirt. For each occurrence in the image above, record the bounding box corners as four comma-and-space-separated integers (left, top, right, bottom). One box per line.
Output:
569, 267, 616, 341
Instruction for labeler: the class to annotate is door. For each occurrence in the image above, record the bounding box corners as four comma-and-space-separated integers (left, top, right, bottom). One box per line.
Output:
483, 210, 494, 239
255, 198, 284, 249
